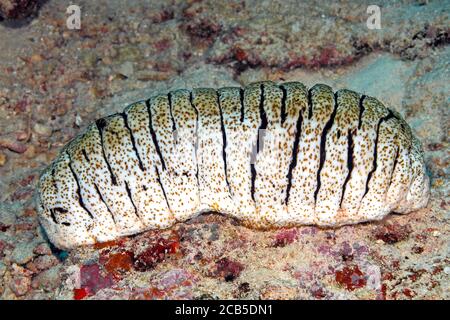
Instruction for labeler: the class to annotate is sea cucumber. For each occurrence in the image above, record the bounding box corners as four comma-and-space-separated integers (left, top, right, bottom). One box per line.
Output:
36, 81, 430, 249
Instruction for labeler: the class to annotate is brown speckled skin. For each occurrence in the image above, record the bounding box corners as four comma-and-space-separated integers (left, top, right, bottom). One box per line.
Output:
36, 81, 430, 249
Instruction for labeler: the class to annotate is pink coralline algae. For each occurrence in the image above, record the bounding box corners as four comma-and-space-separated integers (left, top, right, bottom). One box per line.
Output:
215, 257, 244, 282
273, 228, 299, 247
78, 264, 114, 297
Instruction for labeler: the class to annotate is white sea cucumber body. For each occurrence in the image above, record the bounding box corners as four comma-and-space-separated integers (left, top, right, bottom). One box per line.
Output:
36, 81, 430, 249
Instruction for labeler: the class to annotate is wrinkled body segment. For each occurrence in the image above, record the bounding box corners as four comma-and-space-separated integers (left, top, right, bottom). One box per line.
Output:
37, 81, 430, 249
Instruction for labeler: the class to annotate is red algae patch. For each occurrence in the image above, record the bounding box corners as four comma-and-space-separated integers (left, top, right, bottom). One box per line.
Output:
373, 223, 412, 244
73, 288, 89, 300
335, 265, 367, 291
273, 228, 299, 247
79, 264, 114, 296
133, 234, 180, 272
101, 251, 134, 278
214, 257, 244, 282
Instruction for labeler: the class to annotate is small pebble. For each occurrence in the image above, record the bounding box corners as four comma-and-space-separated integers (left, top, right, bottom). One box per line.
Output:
9, 275, 31, 296
30, 54, 44, 63
23, 145, 36, 159
15, 131, 29, 141
11, 242, 35, 265
33, 123, 53, 137
117, 61, 134, 78
33, 243, 52, 256
31, 266, 62, 291
432, 231, 441, 237
0, 262, 6, 277
0, 152, 6, 166
75, 114, 83, 127
28, 255, 58, 272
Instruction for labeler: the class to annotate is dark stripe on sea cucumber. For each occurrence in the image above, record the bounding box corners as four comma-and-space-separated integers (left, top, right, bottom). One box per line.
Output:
168, 92, 177, 133
340, 129, 355, 208
358, 95, 366, 130
120, 112, 145, 171
280, 85, 287, 124
256, 84, 268, 153
94, 183, 116, 224
285, 109, 303, 205
239, 88, 245, 123
49, 209, 58, 224
307, 88, 313, 119
251, 84, 268, 202
217, 92, 232, 195
66, 152, 94, 219
250, 163, 257, 202
124, 181, 139, 218
313, 91, 338, 203
145, 99, 167, 171
155, 165, 171, 212
49, 207, 67, 224
362, 110, 396, 199
51, 168, 58, 192
95, 118, 118, 186
387, 146, 400, 189
82, 149, 90, 162
189, 91, 200, 186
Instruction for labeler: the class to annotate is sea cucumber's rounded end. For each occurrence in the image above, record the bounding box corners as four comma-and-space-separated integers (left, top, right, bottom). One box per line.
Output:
407, 163, 431, 212
396, 136, 430, 214
36, 162, 97, 251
